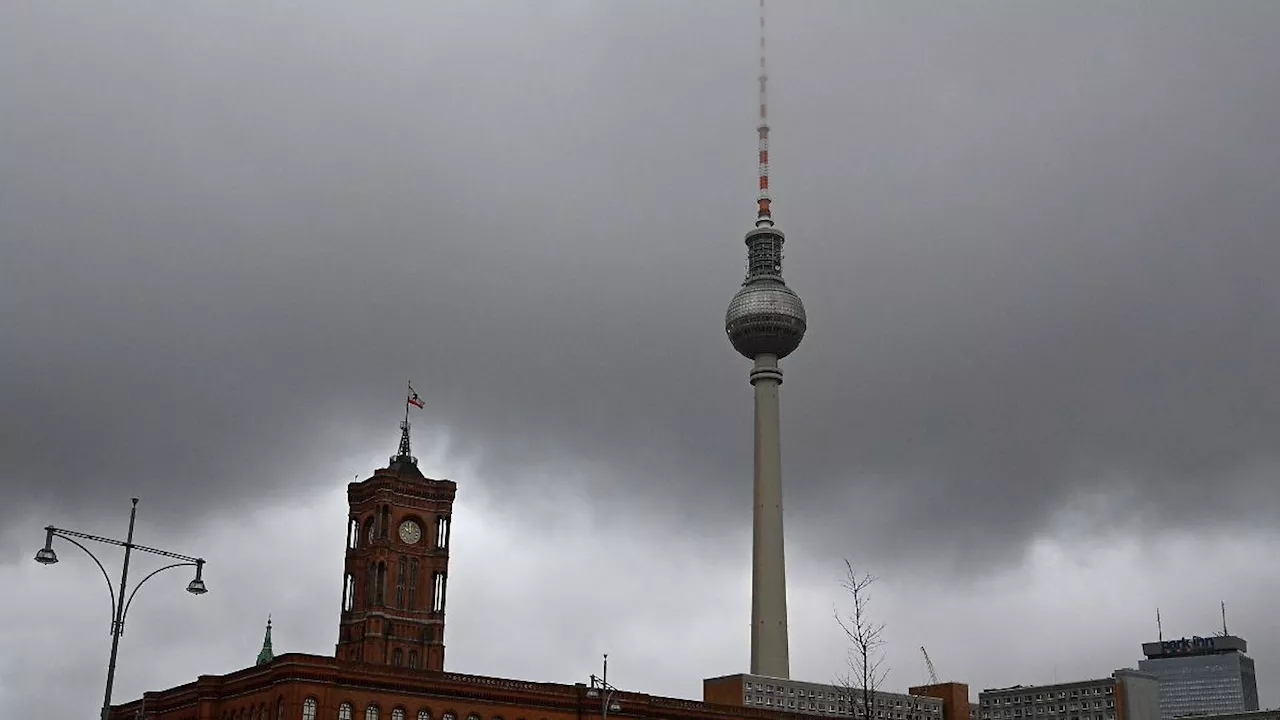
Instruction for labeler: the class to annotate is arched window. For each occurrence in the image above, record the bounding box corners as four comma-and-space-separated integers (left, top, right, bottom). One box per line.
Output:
432, 571, 446, 612
380, 506, 391, 538
407, 558, 419, 608
467, 714, 481, 720
277, 697, 285, 720
348, 517, 360, 549
339, 702, 354, 720
396, 556, 406, 608
393, 710, 407, 720
408, 649, 419, 669
343, 572, 356, 611
393, 647, 404, 666
418, 710, 431, 720
367, 705, 382, 720
435, 514, 450, 549
443, 712, 456, 720
375, 562, 387, 605
302, 698, 317, 720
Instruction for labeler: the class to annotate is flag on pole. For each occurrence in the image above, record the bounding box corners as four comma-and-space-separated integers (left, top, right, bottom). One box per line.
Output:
407, 385, 425, 409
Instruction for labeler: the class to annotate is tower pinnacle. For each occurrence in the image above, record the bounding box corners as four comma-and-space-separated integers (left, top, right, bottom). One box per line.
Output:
391, 382, 425, 467
724, 0, 804, 680
255, 615, 274, 666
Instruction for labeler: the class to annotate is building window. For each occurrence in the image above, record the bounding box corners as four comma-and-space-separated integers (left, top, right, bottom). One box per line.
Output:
367, 706, 381, 720
278, 698, 285, 720
443, 714, 456, 720
436, 515, 450, 549
409, 649, 420, 668
343, 573, 356, 611
418, 712, 431, 720
302, 698, 318, 720
433, 571, 447, 612
340, 703, 354, 720
393, 711, 406, 720
408, 558, 419, 609
397, 557, 407, 608
393, 648, 404, 666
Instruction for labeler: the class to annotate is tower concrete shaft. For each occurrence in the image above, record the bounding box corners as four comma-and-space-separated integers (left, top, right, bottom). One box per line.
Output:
750, 353, 789, 678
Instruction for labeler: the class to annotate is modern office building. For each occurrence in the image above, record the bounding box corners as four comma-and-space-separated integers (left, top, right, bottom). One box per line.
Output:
1172, 712, 1280, 720
1138, 636, 1259, 720
704, 675, 945, 720
978, 669, 1160, 720
909, 683, 980, 720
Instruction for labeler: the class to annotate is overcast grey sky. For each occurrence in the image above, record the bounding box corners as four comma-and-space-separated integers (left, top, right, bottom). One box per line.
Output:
3, 1, 1280, 717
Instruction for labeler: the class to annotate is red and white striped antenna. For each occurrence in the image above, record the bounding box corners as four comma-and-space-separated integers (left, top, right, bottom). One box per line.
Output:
755, 0, 773, 228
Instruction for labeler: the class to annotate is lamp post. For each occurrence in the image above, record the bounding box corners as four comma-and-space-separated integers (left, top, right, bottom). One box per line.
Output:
585, 654, 623, 720
33, 498, 207, 720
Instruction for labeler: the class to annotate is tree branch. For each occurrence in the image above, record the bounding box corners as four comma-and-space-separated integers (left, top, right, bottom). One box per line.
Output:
834, 559, 890, 720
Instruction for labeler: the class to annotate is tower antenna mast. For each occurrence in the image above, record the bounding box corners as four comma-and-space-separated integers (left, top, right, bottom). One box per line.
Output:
1157, 607, 1163, 643
756, 0, 772, 228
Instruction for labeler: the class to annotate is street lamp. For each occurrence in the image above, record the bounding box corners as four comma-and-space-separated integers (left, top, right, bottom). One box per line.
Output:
585, 653, 623, 719
34, 498, 208, 720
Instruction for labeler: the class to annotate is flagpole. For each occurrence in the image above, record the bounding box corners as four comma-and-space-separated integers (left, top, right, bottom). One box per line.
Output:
394, 381, 416, 464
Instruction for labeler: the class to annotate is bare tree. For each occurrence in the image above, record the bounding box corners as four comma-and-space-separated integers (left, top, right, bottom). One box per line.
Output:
835, 560, 888, 720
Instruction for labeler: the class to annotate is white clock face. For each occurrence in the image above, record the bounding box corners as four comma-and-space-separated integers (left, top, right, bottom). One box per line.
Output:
398, 520, 422, 545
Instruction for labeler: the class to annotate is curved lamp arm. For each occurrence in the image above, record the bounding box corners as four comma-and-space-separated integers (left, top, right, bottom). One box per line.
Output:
51, 532, 118, 625
121, 562, 196, 628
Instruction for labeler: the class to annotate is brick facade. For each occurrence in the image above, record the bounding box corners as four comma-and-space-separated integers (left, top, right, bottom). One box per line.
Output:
108, 653, 813, 720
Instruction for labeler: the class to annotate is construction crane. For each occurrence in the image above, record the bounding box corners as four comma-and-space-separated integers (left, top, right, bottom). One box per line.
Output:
920, 646, 940, 685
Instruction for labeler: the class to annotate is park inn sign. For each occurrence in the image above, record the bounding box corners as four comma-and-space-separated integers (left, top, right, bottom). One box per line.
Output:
1161, 637, 1218, 654
1141, 634, 1248, 659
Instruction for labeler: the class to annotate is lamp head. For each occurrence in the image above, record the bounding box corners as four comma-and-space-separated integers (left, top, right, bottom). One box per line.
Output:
35, 528, 58, 565
187, 559, 208, 595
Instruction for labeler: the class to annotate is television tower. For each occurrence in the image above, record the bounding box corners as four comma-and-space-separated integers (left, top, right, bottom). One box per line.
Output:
724, 0, 807, 680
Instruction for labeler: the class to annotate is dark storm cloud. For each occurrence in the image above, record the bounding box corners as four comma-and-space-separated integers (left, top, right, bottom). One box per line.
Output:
3, 1, 1280, 575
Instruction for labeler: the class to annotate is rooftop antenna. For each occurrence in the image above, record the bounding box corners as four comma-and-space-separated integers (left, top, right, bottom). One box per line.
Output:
1221, 600, 1228, 637
1157, 607, 1163, 643
755, 0, 773, 228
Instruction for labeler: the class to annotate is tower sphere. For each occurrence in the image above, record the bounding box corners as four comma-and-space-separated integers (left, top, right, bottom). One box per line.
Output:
725, 279, 807, 360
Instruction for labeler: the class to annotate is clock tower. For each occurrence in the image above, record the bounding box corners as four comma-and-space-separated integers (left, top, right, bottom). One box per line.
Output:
336, 417, 456, 671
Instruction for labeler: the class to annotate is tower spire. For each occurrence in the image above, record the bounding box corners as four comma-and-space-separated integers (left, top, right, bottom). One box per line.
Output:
756, 0, 773, 228
392, 382, 424, 466
255, 614, 274, 666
